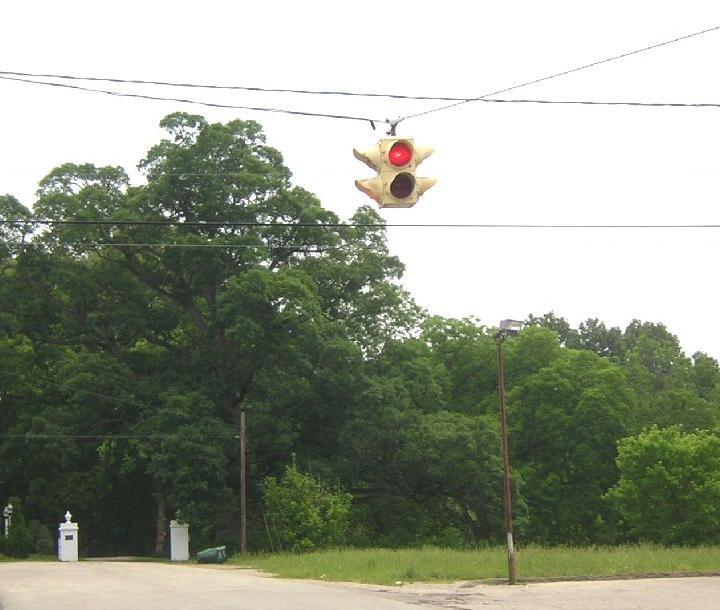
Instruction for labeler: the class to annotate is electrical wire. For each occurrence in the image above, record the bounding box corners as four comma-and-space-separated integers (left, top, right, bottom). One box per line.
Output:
2, 74, 720, 115
0, 69, 460, 99
0, 371, 239, 441
0, 219, 359, 227
0, 370, 253, 444
3, 219, 720, 229
3, 23, 720, 126
3, 33, 720, 111
0, 433, 239, 440
0, 369, 150, 410
398, 24, 720, 122
0, 74, 383, 126
480, 98, 720, 109
0, 70, 712, 106
2, 241, 334, 251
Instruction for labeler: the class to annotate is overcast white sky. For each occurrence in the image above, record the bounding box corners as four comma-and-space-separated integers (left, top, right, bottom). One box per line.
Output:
2, 1, 720, 359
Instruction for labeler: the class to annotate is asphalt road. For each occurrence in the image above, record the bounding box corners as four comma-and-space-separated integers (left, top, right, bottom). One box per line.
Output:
1, 562, 719, 610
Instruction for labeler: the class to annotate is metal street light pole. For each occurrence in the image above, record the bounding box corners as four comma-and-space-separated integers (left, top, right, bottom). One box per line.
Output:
496, 319, 522, 585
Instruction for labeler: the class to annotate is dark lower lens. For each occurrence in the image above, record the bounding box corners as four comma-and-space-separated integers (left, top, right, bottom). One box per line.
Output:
390, 173, 415, 199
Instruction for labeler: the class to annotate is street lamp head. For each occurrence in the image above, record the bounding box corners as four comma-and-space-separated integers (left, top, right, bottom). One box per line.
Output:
499, 319, 523, 336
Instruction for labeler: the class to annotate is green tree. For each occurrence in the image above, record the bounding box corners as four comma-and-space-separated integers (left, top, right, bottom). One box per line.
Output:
691, 352, 720, 402
143, 392, 234, 549
607, 426, 720, 544
419, 317, 497, 415
505, 326, 562, 384
525, 312, 579, 348
576, 318, 625, 360
6, 497, 33, 558
510, 349, 632, 544
261, 461, 351, 552
399, 411, 511, 545
622, 321, 717, 432
623, 320, 690, 397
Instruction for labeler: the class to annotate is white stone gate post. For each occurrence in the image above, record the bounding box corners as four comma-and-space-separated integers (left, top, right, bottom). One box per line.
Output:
58, 511, 79, 561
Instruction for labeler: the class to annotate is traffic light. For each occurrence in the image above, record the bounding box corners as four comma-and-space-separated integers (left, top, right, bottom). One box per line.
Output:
353, 137, 436, 208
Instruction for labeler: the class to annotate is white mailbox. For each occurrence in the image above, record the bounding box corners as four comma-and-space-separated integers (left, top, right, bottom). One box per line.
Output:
169, 519, 189, 561
58, 511, 79, 562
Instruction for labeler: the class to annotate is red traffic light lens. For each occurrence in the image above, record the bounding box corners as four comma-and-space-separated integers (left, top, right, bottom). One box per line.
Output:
388, 142, 413, 167
390, 173, 415, 199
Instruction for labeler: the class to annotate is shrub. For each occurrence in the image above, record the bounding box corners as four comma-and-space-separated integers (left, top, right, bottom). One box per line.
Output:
607, 426, 720, 544
29, 520, 55, 555
262, 461, 351, 553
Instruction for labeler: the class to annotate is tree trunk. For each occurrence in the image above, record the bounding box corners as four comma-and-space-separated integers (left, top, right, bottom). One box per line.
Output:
154, 499, 167, 556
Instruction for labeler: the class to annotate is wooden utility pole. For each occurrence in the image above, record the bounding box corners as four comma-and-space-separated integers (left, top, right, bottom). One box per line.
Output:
239, 407, 247, 554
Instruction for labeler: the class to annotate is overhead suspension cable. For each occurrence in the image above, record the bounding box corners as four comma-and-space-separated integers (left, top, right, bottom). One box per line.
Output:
398, 24, 720, 122
479, 98, 720, 109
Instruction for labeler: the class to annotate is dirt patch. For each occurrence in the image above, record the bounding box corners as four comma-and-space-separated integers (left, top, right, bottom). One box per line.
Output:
475, 570, 720, 585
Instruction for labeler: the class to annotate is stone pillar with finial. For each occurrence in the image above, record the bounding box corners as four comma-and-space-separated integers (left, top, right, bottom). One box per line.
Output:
58, 510, 79, 562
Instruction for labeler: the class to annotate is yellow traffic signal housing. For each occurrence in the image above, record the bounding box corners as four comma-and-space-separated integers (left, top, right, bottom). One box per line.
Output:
353, 137, 436, 208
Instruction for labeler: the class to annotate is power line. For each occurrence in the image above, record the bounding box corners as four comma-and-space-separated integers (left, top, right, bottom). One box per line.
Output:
0, 219, 353, 227
2, 73, 719, 118
3, 219, 720, 229
0, 74, 383, 126
0, 371, 241, 435
3, 21, 720, 128
0, 69, 459, 100
2, 68, 720, 110
0, 219, 359, 227
3, 241, 334, 251
0, 433, 238, 440
480, 98, 720, 109
0, 369, 150, 410
399, 24, 720, 122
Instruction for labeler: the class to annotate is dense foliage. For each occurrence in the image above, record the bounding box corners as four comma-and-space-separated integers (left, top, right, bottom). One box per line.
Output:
261, 461, 351, 552
607, 426, 720, 544
1, 114, 719, 555
5, 497, 33, 558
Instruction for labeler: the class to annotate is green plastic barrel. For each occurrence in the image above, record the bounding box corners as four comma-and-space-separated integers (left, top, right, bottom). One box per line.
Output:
196, 545, 227, 564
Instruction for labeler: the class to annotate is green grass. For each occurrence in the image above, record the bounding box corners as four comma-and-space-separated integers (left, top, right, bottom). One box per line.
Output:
0, 554, 57, 562
229, 545, 720, 584
0, 554, 169, 563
